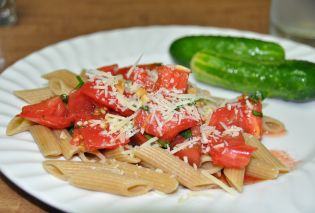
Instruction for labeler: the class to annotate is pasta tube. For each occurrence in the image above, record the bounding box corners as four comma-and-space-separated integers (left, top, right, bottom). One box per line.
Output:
223, 168, 245, 192
43, 160, 178, 193
48, 78, 73, 95
14, 87, 54, 104
52, 129, 79, 160
103, 147, 141, 164
263, 115, 286, 136
6, 116, 34, 136
246, 159, 279, 179
29, 125, 62, 157
134, 146, 215, 190
42, 69, 78, 88
243, 133, 289, 172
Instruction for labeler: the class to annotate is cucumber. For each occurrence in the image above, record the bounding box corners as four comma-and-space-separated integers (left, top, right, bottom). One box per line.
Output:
170, 36, 285, 67
191, 51, 315, 102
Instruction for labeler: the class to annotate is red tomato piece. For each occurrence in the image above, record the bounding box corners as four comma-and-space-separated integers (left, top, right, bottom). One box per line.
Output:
154, 65, 190, 92
208, 134, 255, 169
71, 122, 129, 151
20, 96, 72, 129
209, 96, 263, 137
116, 63, 161, 79
97, 64, 119, 75
68, 89, 102, 121
171, 134, 202, 167
239, 96, 263, 137
134, 109, 200, 141
98, 63, 161, 92
80, 81, 133, 116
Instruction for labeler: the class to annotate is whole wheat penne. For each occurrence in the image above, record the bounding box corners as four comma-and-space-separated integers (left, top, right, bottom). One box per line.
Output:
246, 158, 279, 179
14, 87, 54, 104
43, 160, 178, 193
77, 150, 106, 162
6, 116, 34, 136
223, 168, 245, 192
200, 162, 222, 174
52, 129, 79, 160
134, 146, 215, 190
69, 170, 152, 196
103, 147, 141, 164
80, 69, 88, 82
42, 69, 78, 88
243, 133, 289, 172
263, 115, 286, 136
29, 125, 62, 157
48, 78, 73, 95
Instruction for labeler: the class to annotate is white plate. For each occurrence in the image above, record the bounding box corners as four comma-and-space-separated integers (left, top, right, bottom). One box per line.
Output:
0, 26, 315, 213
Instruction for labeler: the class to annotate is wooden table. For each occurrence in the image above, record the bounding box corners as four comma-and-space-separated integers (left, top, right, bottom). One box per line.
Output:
0, 0, 271, 212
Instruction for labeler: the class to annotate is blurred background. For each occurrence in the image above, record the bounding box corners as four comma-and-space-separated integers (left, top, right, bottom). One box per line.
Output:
0, 0, 271, 72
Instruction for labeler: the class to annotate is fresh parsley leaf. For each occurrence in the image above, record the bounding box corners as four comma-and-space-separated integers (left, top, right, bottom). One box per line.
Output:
75, 75, 84, 89
249, 91, 266, 102
60, 94, 69, 104
67, 125, 74, 135
158, 139, 170, 149
252, 110, 263, 117
144, 134, 169, 149
180, 129, 192, 139
140, 105, 149, 111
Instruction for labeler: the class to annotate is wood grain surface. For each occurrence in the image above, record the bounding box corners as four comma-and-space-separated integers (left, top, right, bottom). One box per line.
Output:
0, 0, 270, 212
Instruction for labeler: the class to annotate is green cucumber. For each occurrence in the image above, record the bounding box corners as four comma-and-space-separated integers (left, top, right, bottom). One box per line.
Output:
191, 51, 315, 102
170, 36, 285, 67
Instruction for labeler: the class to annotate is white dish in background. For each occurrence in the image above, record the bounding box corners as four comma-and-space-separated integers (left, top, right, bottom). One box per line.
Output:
0, 26, 314, 213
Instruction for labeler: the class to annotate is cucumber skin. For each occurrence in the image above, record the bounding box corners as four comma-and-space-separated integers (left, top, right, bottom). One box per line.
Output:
191, 51, 315, 102
170, 36, 285, 67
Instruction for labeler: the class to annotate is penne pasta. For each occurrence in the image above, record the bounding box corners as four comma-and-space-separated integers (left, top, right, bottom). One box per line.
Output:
134, 146, 216, 190
103, 147, 141, 164
14, 87, 54, 104
263, 115, 286, 136
246, 159, 279, 180
29, 125, 62, 157
223, 168, 245, 192
243, 133, 289, 172
43, 160, 178, 193
6, 116, 34, 136
77, 150, 106, 162
80, 69, 88, 82
200, 162, 222, 174
52, 129, 79, 160
48, 78, 73, 95
68, 170, 152, 196
42, 69, 78, 88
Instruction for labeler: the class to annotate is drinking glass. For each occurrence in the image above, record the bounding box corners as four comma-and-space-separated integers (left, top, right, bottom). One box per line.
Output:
270, 0, 315, 46
0, 0, 17, 26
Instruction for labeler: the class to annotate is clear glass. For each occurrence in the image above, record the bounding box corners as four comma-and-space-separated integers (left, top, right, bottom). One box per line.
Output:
270, 0, 315, 46
0, 0, 17, 26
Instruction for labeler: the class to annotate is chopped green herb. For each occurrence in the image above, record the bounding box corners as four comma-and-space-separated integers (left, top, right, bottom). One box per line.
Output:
140, 105, 149, 111
180, 129, 192, 139
158, 139, 170, 149
252, 110, 263, 117
144, 133, 152, 140
75, 75, 84, 89
144, 134, 169, 149
67, 125, 74, 135
249, 91, 266, 102
175, 105, 183, 111
60, 94, 69, 104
